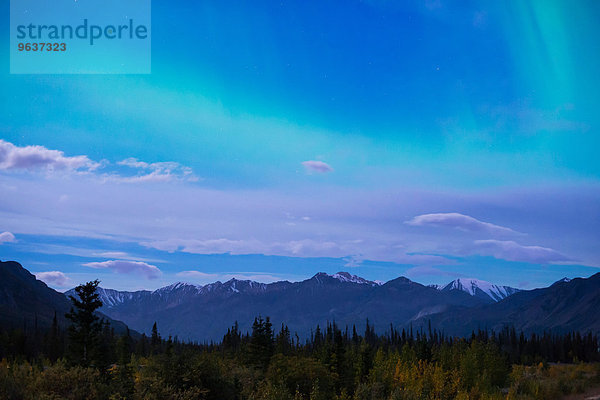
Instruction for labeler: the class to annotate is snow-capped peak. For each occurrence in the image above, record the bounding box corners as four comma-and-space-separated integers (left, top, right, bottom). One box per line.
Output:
154, 281, 202, 294
438, 278, 520, 302
312, 271, 380, 286
554, 277, 571, 284
66, 287, 143, 308
95, 287, 137, 307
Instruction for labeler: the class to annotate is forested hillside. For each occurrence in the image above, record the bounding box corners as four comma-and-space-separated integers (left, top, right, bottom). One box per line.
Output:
1, 280, 599, 400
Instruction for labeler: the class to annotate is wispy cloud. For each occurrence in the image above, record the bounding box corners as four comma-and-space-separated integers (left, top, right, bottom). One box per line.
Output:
302, 160, 333, 173
142, 237, 348, 258
83, 260, 162, 280
176, 270, 219, 279
344, 254, 364, 268
36, 271, 71, 287
141, 237, 456, 267
112, 158, 199, 183
470, 240, 571, 264
0, 231, 15, 244
176, 270, 291, 284
141, 238, 265, 254
406, 212, 518, 235
0, 140, 99, 172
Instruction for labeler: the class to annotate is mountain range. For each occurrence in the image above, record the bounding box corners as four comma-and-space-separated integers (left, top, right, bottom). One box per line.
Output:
3, 260, 599, 343
67, 271, 489, 341
67, 271, 600, 341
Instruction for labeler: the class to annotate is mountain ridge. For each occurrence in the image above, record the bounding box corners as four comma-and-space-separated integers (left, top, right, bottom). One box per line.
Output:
413, 272, 600, 336
66, 271, 488, 341
430, 278, 521, 302
82, 272, 518, 313
0, 260, 134, 335
8, 260, 598, 343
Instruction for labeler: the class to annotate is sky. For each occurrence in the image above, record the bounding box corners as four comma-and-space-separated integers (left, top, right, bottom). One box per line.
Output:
0, 0, 599, 291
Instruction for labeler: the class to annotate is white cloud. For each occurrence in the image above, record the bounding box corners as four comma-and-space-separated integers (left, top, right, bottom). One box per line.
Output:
301, 160, 333, 173
36, 271, 71, 287
83, 260, 162, 280
0, 140, 197, 183
0, 140, 99, 172
0, 231, 16, 244
142, 237, 348, 258
141, 237, 456, 267
113, 157, 198, 183
176, 270, 219, 279
470, 240, 571, 264
406, 212, 517, 235
117, 158, 151, 169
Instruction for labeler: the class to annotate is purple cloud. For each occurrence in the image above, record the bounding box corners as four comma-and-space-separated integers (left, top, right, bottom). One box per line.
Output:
36, 271, 71, 287
0, 140, 99, 172
0, 231, 15, 244
302, 160, 333, 173
0, 140, 197, 183
83, 260, 162, 280
406, 213, 517, 235
471, 240, 571, 264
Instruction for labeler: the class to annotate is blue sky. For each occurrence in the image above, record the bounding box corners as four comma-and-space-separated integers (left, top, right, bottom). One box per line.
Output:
0, 0, 599, 291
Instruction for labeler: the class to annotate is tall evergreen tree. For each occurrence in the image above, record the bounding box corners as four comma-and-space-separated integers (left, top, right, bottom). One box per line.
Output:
151, 321, 161, 354
65, 279, 103, 367
248, 316, 274, 370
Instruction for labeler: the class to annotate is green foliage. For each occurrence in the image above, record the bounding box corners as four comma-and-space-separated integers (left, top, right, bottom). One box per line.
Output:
267, 354, 333, 398
0, 359, 110, 400
1, 304, 600, 399
507, 362, 600, 400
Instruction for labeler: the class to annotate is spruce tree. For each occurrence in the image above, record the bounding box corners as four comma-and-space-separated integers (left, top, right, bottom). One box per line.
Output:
65, 279, 103, 367
151, 321, 161, 354
248, 316, 274, 370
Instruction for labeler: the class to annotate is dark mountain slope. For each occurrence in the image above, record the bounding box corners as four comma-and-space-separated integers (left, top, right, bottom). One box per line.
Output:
0, 260, 132, 335
0, 260, 71, 330
414, 273, 600, 336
